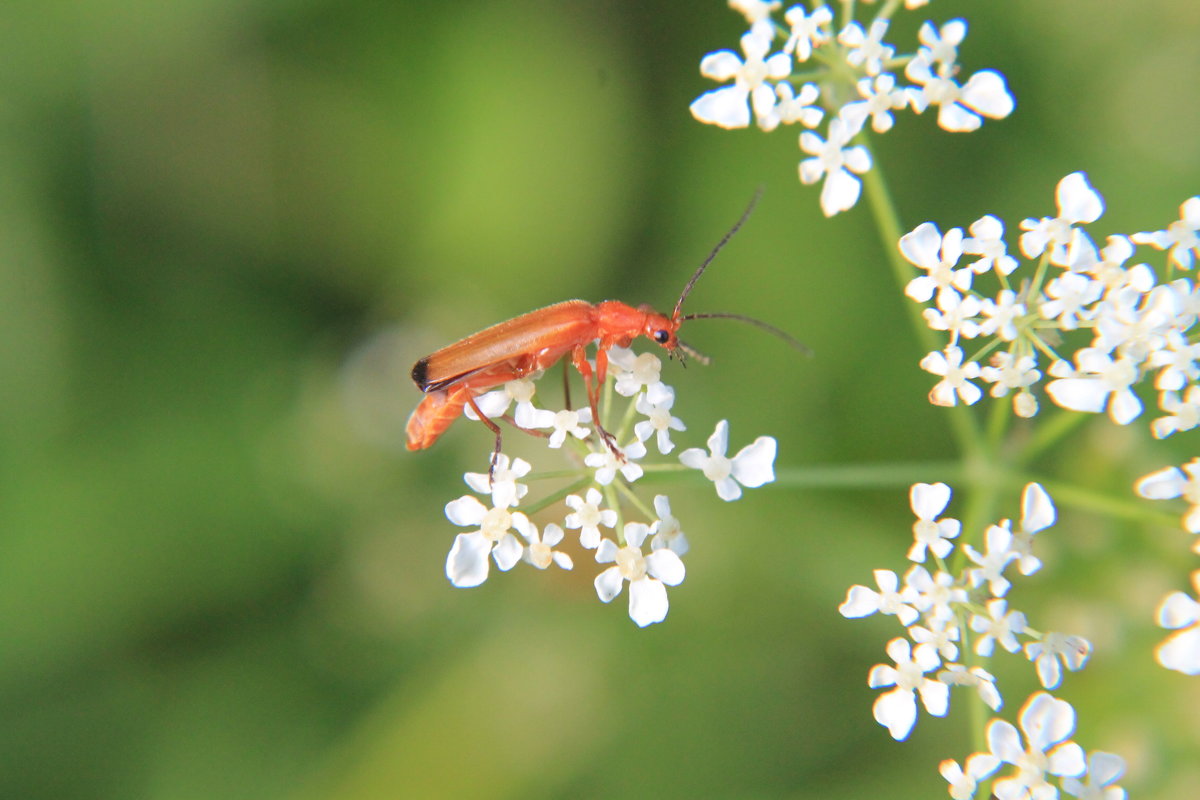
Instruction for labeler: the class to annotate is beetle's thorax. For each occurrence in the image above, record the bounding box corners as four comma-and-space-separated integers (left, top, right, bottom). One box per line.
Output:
594, 300, 678, 351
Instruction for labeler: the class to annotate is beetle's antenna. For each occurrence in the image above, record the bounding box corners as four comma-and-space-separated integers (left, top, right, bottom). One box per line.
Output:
672, 187, 763, 321
681, 312, 811, 355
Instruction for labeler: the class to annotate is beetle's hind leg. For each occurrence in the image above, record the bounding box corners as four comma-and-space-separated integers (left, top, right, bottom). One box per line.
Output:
464, 394, 505, 485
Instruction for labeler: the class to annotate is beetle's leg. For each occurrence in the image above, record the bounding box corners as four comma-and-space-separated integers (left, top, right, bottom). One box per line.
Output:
464, 393, 504, 484
561, 359, 572, 411
571, 344, 622, 459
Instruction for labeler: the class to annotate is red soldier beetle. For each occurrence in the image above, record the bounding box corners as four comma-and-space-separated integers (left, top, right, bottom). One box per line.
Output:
406, 191, 804, 469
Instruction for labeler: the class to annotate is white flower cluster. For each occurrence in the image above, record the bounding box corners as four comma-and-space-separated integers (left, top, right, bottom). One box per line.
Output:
903, 171, 1200, 429
840, 482, 1127, 799
691, 4, 1014, 216
1135, 459, 1200, 675
903, 173, 1200, 679
442, 346, 778, 627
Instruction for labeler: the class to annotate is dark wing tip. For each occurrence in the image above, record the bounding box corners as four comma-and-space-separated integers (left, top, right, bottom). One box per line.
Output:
411, 358, 430, 390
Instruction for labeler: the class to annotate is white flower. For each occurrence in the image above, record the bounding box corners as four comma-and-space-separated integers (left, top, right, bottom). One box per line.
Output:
867, 638, 948, 740
1019, 172, 1105, 264
900, 223, 973, 303
463, 453, 532, 509
978, 290, 1026, 341
940, 754, 1001, 800
911, 620, 960, 661
1013, 390, 1038, 418
690, 22, 793, 129
783, 3, 832, 61
564, 487, 618, 549
904, 565, 967, 626
1133, 195, 1200, 270
444, 495, 534, 587
1088, 235, 1154, 294
841, 73, 909, 134
908, 482, 961, 562
915, 19, 966, 72
649, 494, 689, 556
839, 568, 919, 626
1061, 751, 1127, 800
758, 81, 823, 131
585, 439, 647, 485
1061, 227, 1102, 273
594, 522, 686, 627
728, 0, 781, 25
1164, 277, 1200, 328
964, 522, 1018, 597
838, 19, 894, 77
970, 598, 1027, 656
1009, 482, 1055, 576
1040, 272, 1102, 330
1045, 349, 1142, 425
905, 56, 1014, 132
1136, 458, 1200, 537
525, 406, 592, 448
963, 526, 1017, 597
981, 352, 1040, 401
466, 377, 540, 425
798, 117, 872, 216
1150, 329, 1200, 391
1155, 570, 1200, 674
679, 419, 776, 501
1152, 385, 1200, 438
522, 522, 574, 571
920, 345, 983, 407
963, 214, 1019, 276
1024, 632, 1091, 689
1092, 284, 1176, 361
987, 693, 1087, 798
634, 389, 686, 454
923, 289, 982, 343
938, 663, 1002, 711
608, 346, 667, 398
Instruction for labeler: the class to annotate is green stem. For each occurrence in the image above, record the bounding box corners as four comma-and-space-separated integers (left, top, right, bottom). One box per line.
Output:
773, 460, 963, 488
1016, 408, 1091, 467
857, 138, 987, 467
1031, 477, 1181, 527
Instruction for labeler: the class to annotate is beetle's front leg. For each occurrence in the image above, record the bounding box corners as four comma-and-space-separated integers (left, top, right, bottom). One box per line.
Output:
571, 344, 622, 460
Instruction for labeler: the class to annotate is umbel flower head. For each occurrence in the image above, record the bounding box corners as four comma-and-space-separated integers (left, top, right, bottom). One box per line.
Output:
436, 346, 778, 627
901, 171, 1200, 431
691, 6, 1014, 215
838, 481, 1119, 794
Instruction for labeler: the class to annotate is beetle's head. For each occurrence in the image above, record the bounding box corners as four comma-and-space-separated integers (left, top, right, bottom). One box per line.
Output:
639, 305, 680, 354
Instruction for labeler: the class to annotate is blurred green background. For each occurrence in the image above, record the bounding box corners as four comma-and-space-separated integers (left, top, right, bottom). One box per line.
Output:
2, 1, 1200, 797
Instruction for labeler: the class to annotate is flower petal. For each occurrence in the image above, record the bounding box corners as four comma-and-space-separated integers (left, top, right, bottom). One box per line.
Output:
690, 86, 751, 129
732, 436, 777, 488
1157, 625, 1200, 674
1021, 483, 1056, 531
446, 532, 491, 588
960, 69, 1014, 119
1045, 377, 1109, 413
492, 533, 523, 571
628, 577, 670, 627
698, 50, 743, 81
594, 566, 624, 603
445, 495, 488, 526
1057, 172, 1104, 224
646, 549, 686, 586
873, 687, 918, 740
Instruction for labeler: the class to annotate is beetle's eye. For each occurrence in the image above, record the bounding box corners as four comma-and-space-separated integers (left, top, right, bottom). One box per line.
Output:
654, 330, 670, 344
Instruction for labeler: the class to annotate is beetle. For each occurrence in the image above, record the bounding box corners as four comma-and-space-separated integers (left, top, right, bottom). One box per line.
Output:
405, 192, 802, 462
